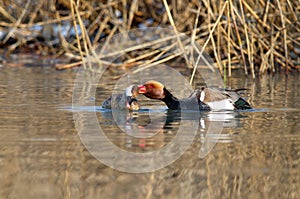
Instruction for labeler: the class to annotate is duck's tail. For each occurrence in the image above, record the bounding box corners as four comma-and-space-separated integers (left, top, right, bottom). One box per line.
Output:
234, 98, 252, 110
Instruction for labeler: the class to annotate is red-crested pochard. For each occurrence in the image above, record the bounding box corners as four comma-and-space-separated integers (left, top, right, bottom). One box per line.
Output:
138, 80, 252, 111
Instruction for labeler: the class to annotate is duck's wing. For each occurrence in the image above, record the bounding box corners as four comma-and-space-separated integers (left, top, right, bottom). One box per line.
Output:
198, 87, 252, 110
200, 88, 239, 110
201, 88, 232, 102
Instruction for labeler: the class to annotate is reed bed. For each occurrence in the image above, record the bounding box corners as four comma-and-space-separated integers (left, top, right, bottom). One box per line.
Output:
0, 0, 299, 77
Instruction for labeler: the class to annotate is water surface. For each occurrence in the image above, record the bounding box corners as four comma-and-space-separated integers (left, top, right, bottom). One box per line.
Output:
0, 64, 299, 198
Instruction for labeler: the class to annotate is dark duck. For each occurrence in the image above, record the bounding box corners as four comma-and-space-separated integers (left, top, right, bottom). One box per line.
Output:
102, 84, 140, 111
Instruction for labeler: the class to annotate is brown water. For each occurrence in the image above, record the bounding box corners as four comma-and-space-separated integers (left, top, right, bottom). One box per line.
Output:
0, 64, 300, 199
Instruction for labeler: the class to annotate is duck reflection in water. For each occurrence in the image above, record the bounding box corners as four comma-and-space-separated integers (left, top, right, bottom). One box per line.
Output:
100, 107, 247, 152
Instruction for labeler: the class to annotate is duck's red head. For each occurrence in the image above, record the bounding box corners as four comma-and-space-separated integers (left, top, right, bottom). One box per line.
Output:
138, 80, 165, 100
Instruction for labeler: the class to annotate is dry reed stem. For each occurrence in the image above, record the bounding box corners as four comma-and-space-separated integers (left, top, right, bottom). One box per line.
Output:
190, 1, 228, 85
190, 5, 201, 64
206, 1, 223, 74
262, 0, 270, 25
0, 0, 298, 76
249, 27, 255, 75
230, 1, 247, 76
98, 33, 186, 59
226, 1, 231, 78
56, 12, 70, 54
132, 50, 169, 72
126, 36, 194, 72
74, 1, 92, 69
88, 10, 108, 46
3, 0, 31, 44
98, 24, 118, 56
115, 34, 198, 70
28, 1, 43, 25
0, 4, 16, 23
132, 51, 183, 74
121, 0, 128, 29
287, 0, 298, 22
217, 2, 223, 76
56, 60, 83, 70
162, 0, 190, 68
276, 0, 288, 76
127, 0, 138, 30
70, 0, 86, 68
242, 1, 270, 30
270, 27, 275, 73
0, 3, 114, 28
238, 0, 254, 78
122, 40, 181, 66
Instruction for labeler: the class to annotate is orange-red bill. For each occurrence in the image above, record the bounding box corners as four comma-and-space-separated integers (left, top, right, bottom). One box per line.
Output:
138, 85, 146, 94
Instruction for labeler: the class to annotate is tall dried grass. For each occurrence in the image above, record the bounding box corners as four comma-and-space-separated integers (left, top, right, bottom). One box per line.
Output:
0, 0, 299, 77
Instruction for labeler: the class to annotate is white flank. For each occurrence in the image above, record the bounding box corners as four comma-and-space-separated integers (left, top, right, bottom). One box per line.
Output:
200, 90, 205, 102
207, 99, 235, 110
